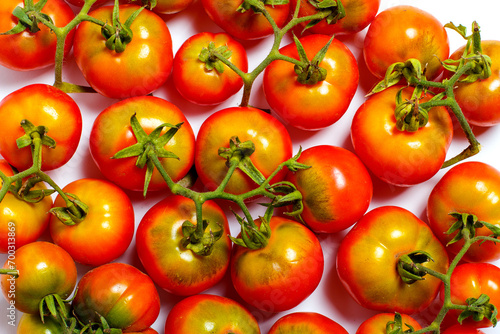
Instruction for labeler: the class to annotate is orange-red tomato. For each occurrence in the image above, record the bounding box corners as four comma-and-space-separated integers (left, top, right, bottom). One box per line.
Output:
356, 312, 422, 334
268, 312, 349, 333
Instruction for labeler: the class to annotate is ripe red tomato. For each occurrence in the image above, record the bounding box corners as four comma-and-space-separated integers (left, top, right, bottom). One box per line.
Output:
268, 312, 349, 333
72, 263, 160, 332
285, 145, 372, 233
356, 312, 422, 333
263, 34, 359, 130
89, 95, 195, 192
0, 84, 82, 172
136, 195, 231, 296
173, 32, 248, 105
120, 0, 194, 14
350, 85, 453, 186
442, 325, 486, 334
73, 4, 173, 99
337, 206, 449, 314
195, 106, 292, 195
49, 178, 135, 267
427, 161, 500, 263
363, 5, 449, 80
0, 0, 75, 71
231, 216, 324, 313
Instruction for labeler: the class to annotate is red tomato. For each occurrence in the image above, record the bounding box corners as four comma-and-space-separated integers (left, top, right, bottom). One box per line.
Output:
442, 325, 486, 334
350, 85, 453, 186
89, 95, 195, 192
49, 178, 135, 267
268, 312, 349, 334
136, 195, 231, 296
0, 84, 82, 171
73, 4, 173, 99
72, 263, 160, 332
427, 161, 500, 263
356, 313, 422, 333
201, 0, 290, 40
337, 206, 449, 314
195, 107, 293, 195
285, 145, 372, 233
231, 216, 324, 313
363, 5, 449, 80
173, 32, 248, 105
165, 294, 260, 333
120, 0, 194, 14
263, 34, 358, 131
0, 0, 75, 71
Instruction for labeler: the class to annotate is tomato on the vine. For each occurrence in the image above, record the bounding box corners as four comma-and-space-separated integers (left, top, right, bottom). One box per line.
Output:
268, 312, 349, 333
120, 0, 194, 14
356, 312, 422, 333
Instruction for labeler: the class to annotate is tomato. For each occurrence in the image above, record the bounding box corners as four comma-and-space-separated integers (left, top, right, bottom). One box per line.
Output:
350, 85, 453, 186
73, 4, 173, 99
356, 313, 422, 334
201, 0, 290, 40
164, 294, 260, 334
427, 161, 500, 263
49, 178, 135, 267
263, 34, 358, 131
285, 145, 372, 233
0, 0, 75, 71
337, 206, 449, 314
195, 106, 292, 195
231, 216, 324, 313
173, 32, 248, 106
445, 40, 500, 126
17, 313, 65, 334
442, 324, 486, 334
268, 312, 349, 333
136, 195, 231, 296
0, 84, 82, 172
0, 160, 53, 253
89, 95, 195, 192
1, 241, 77, 314
363, 5, 449, 80
120, 0, 194, 14
72, 262, 160, 332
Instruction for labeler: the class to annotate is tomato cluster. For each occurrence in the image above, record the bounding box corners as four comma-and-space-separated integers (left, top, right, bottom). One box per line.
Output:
0, 0, 499, 333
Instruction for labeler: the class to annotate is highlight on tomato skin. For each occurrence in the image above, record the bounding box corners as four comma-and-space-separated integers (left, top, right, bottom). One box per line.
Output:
268, 312, 349, 334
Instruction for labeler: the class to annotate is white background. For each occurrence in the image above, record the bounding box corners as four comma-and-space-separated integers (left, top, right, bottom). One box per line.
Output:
1, 0, 499, 333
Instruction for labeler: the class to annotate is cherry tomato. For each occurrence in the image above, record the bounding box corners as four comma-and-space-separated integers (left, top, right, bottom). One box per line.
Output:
263, 34, 358, 131
1, 241, 77, 314
285, 145, 372, 233
89, 95, 195, 192
73, 4, 173, 99
0, 0, 75, 71
164, 294, 260, 334
231, 216, 324, 313
350, 85, 453, 186
195, 106, 293, 195
173, 32, 248, 105
201, 0, 290, 40
268, 312, 349, 333
356, 313, 422, 334
136, 195, 231, 296
363, 5, 449, 80
120, 0, 194, 14
0, 84, 82, 172
17, 313, 65, 334
72, 262, 160, 332
427, 161, 500, 263
442, 325, 486, 334
49, 178, 135, 267
337, 206, 449, 314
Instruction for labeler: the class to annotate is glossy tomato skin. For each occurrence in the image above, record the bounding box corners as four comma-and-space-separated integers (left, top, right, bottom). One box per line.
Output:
165, 294, 260, 334
427, 161, 500, 263
268, 312, 349, 333
49, 178, 135, 267
356, 313, 422, 333
17, 313, 65, 334
231, 216, 324, 313
337, 206, 449, 314
442, 325, 486, 334
73, 4, 173, 99
1, 241, 77, 314
0, 0, 75, 71
0, 84, 82, 171
136, 195, 231, 296
351, 85, 453, 186
263, 34, 359, 131
285, 145, 372, 233
201, 0, 290, 40
195, 107, 293, 195
0, 160, 53, 253
363, 5, 449, 80
89, 95, 195, 192
173, 32, 248, 105
72, 263, 160, 332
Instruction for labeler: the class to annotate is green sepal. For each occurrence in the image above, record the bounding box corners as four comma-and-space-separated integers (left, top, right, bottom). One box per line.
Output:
397, 251, 434, 284
445, 212, 497, 246
293, 34, 331, 85
303, 0, 346, 31
39, 294, 69, 324
229, 210, 271, 250
16, 119, 57, 150
181, 219, 224, 256
393, 85, 429, 132
445, 22, 469, 39
199, 42, 233, 74
458, 294, 498, 327
385, 313, 416, 334
49, 193, 89, 226
237, 0, 288, 13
